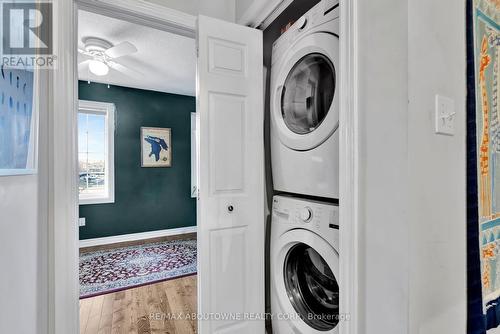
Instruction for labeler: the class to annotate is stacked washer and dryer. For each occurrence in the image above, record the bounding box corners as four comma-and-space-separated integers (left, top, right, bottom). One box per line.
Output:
269, 0, 341, 333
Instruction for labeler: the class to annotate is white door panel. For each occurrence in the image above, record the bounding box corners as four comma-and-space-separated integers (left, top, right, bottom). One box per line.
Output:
197, 15, 265, 334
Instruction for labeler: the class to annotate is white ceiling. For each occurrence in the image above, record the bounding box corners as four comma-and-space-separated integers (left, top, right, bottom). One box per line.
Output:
78, 10, 196, 96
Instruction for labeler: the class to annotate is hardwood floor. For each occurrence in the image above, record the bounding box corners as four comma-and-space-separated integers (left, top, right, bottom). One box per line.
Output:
80, 275, 197, 334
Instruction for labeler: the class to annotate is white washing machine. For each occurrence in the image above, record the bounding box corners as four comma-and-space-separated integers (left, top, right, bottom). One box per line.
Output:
271, 0, 340, 199
271, 195, 339, 333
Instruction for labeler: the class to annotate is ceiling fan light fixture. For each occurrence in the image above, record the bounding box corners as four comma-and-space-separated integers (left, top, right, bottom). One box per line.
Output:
88, 59, 109, 76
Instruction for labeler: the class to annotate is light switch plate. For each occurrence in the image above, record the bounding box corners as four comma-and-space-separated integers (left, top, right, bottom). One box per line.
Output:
435, 95, 455, 136
79, 217, 86, 227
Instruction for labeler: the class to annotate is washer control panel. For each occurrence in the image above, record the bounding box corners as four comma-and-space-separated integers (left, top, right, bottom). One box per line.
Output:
272, 195, 339, 233
299, 207, 313, 222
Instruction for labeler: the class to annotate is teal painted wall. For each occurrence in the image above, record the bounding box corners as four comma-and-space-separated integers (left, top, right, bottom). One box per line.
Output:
78, 81, 196, 240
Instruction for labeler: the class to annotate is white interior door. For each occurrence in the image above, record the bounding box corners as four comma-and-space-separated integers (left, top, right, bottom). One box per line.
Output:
197, 15, 265, 334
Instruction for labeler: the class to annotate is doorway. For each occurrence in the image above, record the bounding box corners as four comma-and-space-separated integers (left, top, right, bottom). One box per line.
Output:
50, 0, 315, 333
75, 7, 198, 334
69, 1, 267, 333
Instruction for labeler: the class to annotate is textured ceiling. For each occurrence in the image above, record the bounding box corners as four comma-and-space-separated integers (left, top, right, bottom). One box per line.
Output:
78, 10, 196, 96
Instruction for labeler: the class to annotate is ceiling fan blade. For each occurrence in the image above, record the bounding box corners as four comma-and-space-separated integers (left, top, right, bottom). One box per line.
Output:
105, 41, 137, 59
108, 61, 142, 77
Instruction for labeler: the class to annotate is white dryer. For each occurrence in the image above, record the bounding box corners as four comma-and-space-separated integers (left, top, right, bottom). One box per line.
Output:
271, 0, 340, 199
270, 195, 339, 333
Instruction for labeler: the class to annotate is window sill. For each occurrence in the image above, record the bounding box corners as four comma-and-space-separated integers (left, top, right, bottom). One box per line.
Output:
79, 196, 115, 205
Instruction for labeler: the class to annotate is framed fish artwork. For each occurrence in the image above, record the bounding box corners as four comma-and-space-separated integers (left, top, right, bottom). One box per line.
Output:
141, 127, 172, 168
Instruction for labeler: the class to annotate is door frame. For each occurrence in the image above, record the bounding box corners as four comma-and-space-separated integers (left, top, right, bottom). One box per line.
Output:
48, 1, 196, 333
339, 1, 360, 333
47, 0, 359, 333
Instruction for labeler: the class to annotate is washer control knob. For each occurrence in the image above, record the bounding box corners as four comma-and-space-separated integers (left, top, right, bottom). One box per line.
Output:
296, 16, 307, 30
299, 207, 312, 222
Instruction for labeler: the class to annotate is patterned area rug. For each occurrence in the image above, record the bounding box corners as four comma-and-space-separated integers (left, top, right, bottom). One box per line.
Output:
79, 239, 197, 299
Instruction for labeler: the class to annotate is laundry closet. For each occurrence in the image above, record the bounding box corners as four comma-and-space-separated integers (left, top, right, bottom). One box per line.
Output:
259, 0, 341, 333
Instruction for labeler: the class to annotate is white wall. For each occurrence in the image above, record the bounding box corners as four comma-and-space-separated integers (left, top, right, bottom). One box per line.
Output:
235, 0, 254, 22
356, 0, 410, 332
0, 175, 47, 334
407, 0, 467, 333
144, 0, 236, 22
356, 0, 466, 332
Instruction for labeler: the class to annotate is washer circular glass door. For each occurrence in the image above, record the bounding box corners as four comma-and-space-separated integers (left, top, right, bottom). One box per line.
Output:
284, 243, 339, 331
273, 229, 339, 333
272, 32, 339, 151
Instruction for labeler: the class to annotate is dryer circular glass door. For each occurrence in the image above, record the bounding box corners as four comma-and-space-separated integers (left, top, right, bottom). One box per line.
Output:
281, 53, 335, 135
272, 32, 339, 151
273, 229, 339, 332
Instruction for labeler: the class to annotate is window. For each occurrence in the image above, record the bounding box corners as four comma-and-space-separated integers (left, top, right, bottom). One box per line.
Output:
78, 100, 115, 205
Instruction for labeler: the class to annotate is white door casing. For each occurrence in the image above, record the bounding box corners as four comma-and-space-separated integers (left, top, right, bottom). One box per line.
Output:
50, 1, 359, 333
196, 15, 265, 334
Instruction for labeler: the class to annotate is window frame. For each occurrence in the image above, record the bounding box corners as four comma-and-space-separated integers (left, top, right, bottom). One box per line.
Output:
191, 112, 197, 198
78, 99, 115, 205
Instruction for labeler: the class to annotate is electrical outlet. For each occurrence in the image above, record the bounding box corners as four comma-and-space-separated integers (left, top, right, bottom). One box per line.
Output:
79, 217, 86, 227
435, 95, 456, 136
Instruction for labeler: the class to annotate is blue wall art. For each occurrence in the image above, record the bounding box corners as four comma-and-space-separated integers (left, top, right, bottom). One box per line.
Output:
141, 127, 172, 168
0, 66, 35, 175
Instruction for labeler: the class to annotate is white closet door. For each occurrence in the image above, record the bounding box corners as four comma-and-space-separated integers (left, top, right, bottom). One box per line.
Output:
196, 14, 265, 334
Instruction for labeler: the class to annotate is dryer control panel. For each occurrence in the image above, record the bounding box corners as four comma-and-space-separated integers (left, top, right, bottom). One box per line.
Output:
272, 195, 339, 237
271, 0, 340, 67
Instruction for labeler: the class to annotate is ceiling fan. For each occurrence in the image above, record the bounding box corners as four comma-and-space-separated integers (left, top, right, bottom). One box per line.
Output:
78, 37, 139, 77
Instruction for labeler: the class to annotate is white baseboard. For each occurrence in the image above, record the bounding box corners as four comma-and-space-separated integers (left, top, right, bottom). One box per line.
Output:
79, 226, 197, 248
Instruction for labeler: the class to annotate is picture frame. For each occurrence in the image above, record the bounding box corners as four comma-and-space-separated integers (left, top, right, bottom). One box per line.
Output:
0, 67, 38, 176
466, 0, 500, 331
141, 127, 172, 167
